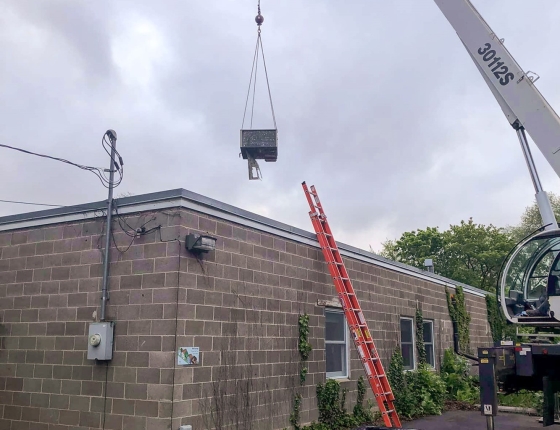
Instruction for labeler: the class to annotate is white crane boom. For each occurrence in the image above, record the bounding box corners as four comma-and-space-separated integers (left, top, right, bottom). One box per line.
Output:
434, 0, 559, 229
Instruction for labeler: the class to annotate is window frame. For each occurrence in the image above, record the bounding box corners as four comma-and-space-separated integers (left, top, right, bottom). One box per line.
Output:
423, 319, 435, 368
325, 308, 350, 379
400, 316, 416, 371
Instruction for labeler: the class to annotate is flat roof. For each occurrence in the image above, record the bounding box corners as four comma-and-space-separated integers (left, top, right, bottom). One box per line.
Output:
0, 188, 487, 297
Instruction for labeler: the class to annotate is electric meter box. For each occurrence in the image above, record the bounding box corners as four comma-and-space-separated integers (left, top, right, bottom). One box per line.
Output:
240, 129, 278, 162
87, 322, 114, 361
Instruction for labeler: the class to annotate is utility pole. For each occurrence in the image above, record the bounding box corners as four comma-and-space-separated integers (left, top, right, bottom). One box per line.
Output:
100, 130, 117, 322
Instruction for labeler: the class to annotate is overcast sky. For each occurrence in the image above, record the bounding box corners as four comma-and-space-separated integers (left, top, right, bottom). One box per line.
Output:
2, 0, 560, 252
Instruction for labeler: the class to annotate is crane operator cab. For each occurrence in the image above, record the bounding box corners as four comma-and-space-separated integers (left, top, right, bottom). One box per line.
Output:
501, 228, 560, 327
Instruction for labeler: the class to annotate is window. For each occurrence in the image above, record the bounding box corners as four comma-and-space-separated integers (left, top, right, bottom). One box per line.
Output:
423, 320, 435, 367
325, 309, 348, 378
400, 317, 415, 370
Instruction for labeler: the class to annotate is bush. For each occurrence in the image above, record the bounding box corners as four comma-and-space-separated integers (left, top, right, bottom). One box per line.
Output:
301, 378, 376, 430
406, 364, 446, 416
315, 379, 351, 428
440, 349, 479, 403
353, 376, 375, 424
388, 348, 446, 419
499, 389, 542, 412
388, 347, 413, 417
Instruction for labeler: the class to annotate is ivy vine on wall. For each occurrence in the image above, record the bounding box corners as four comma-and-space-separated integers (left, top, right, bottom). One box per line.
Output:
291, 313, 313, 429
445, 285, 471, 353
415, 306, 427, 366
485, 294, 517, 344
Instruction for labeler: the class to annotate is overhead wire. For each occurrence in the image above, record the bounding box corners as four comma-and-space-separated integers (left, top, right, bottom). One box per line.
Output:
0, 199, 109, 213
102, 134, 124, 187
0, 133, 124, 189
110, 201, 161, 254
0, 199, 67, 208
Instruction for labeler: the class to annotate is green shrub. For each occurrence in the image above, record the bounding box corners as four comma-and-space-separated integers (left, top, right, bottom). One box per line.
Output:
300, 423, 330, 430
302, 377, 377, 430
406, 364, 446, 416
533, 391, 544, 414
315, 379, 356, 428
440, 348, 479, 403
388, 348, 446, 419
353, 376, 375, 424
388, 347, 413, 418
499, 389, 542, 412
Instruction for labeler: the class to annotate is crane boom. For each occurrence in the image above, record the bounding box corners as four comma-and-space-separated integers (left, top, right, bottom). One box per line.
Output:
434, 0, 560, 180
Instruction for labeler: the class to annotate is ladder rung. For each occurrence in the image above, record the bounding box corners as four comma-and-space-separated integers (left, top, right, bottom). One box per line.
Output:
303, 182, 401, 428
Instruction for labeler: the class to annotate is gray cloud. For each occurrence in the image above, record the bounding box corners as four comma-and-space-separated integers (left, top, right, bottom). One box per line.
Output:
1, 0, 560, 251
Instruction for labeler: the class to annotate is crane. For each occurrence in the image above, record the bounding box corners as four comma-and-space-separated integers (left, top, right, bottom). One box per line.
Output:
432, 0, 560, 331
427, 1, 560, 428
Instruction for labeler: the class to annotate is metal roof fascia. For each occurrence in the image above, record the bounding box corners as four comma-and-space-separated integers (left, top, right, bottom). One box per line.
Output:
0, 188, 487, 297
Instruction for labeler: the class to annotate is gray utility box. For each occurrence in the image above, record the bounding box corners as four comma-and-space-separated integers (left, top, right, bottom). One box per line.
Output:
87, 322, 114, 361
240, 129, 278, 162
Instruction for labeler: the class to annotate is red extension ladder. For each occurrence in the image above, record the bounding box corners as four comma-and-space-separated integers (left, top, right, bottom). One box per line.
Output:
302, 182, 401, 429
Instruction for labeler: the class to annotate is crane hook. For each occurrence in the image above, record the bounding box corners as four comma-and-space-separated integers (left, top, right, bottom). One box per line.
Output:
255, 0, 264, 28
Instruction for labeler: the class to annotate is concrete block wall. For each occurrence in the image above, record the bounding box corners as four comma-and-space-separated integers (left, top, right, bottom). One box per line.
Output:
0, 205, 491, 429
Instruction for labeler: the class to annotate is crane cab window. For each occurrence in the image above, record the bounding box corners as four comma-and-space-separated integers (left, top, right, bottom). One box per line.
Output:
501, 232, 560, 320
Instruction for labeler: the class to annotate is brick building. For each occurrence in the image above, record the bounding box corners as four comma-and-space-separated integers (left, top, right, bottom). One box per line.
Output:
0, 188, 491, 429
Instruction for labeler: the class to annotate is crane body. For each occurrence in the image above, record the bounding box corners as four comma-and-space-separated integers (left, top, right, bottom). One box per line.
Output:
426, 1, 560, 427
433, 0, 560, 326
435, 0, 560, 173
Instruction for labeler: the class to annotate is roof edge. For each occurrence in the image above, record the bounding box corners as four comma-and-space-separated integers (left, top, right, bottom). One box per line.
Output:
0, 188, 488, 297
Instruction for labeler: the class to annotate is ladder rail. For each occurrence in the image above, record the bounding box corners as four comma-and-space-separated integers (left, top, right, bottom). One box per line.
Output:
302, 182, 402, 428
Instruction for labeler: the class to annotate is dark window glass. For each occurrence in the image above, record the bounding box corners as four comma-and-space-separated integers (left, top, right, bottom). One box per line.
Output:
326, 344, 345, 373
326, 312, 345, 342
400, 319, 413, 343
400, 318, 414, 370
423, 321, 435, 367
325, 309, 347, 378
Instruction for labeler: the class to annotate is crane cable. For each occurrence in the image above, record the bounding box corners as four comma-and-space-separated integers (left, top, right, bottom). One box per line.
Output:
241, 0, 277, 130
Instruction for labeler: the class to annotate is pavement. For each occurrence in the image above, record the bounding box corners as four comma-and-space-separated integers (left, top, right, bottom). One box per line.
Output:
400, 410, 543, 429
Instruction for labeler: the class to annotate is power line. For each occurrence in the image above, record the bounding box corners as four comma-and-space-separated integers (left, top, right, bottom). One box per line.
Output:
0, 199, 65, 207
0, 142, 123, 189
0, 199, 107, 214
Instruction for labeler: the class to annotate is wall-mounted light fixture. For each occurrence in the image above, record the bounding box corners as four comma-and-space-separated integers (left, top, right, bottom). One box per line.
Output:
186, 233, 217, 254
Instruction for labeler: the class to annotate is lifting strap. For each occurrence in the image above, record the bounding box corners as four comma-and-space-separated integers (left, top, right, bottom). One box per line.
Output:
241, 0, 277, 131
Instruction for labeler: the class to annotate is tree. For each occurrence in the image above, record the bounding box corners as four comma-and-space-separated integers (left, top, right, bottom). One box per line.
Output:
506, 193, 560, 241
379, 219, 515, 292
379, 227, 444, 269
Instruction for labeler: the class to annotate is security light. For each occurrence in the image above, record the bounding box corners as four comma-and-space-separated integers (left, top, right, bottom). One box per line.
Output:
186, 233, 217, 253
